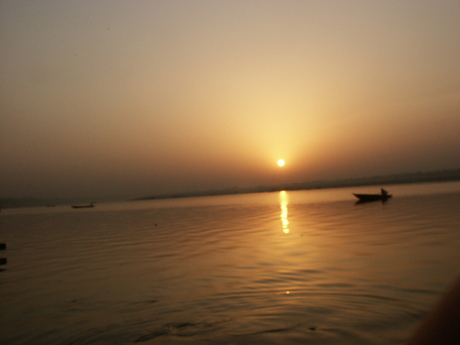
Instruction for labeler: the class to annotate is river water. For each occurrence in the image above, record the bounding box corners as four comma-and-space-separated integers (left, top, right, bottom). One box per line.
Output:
1, 182, 460, 344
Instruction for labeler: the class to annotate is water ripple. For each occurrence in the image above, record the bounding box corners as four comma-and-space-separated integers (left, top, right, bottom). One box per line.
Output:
2, 188, 460, 345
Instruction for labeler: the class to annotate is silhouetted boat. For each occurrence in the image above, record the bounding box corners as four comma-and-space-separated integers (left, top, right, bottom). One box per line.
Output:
71, 202, 94, 209
353, 189, 392, 203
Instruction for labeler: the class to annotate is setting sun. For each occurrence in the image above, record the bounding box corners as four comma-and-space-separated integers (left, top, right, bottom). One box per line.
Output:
277, 159, 285, 167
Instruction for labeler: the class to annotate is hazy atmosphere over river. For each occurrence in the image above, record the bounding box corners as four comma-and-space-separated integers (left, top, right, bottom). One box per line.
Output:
1, 1, 460, 200
1, 3, 460, 343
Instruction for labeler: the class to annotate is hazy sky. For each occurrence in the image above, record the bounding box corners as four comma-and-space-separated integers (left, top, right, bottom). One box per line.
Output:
1, 1, 460, 199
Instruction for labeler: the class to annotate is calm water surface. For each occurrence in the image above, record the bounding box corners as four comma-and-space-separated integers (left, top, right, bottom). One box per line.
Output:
1, 182, 460, 344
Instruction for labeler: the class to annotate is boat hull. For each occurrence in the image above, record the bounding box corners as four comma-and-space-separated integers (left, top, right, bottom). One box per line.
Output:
71, 204, 94, 209
353, 193, 392, 203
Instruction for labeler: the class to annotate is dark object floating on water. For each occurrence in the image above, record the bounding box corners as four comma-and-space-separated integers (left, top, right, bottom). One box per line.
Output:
0, 243, 6, 250
0, 258, 6, 265
353, 188, 392, 203
71, 202, 95, 209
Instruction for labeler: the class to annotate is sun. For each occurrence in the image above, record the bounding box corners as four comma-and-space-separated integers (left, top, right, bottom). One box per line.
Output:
277, 159, 285, 167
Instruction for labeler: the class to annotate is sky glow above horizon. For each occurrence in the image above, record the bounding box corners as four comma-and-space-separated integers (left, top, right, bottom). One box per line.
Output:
1, 1, 460, 198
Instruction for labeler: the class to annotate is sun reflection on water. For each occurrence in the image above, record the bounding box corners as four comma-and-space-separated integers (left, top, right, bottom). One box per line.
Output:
279, 190, 289, 234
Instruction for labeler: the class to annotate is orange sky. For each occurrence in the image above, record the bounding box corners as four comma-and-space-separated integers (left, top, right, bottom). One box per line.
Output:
1, 1, 459, 198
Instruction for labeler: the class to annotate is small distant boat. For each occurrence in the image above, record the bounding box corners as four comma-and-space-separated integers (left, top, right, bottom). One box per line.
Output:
71, 202, 95, 209
353, 189, 392, 203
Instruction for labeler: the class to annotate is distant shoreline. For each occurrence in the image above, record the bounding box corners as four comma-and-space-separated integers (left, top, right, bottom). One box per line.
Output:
2, 168, 460, 209
136, 168, 460, 201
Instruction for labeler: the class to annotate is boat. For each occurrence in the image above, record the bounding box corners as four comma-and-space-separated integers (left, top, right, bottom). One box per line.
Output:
71, 202, 95, 209
353, 189, 392, 203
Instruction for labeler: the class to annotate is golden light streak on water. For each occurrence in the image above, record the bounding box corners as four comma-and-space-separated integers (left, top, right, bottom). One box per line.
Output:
279, 190, 290, 234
